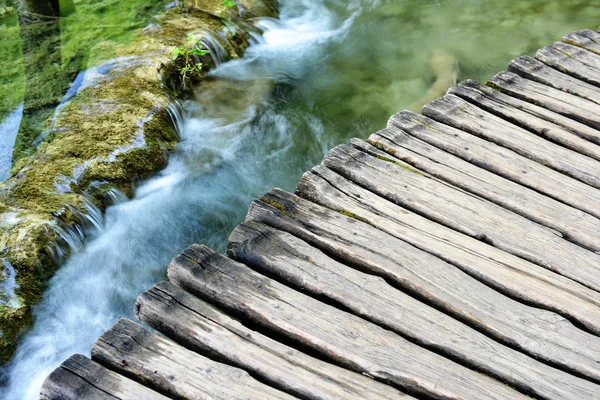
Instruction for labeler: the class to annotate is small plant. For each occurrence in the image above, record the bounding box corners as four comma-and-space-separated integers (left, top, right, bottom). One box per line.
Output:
169, 34, 210, 88
222, 0, 236, 7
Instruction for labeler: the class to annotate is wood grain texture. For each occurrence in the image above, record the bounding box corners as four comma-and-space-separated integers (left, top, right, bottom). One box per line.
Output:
563, 29, 600, 55
246, 188, 600, 382
320, 143, 600, 292
92, 318, 296, 400
536, 42, 600, 86
92, 319, 294, 400
168, 245, 527, 400
487, 71, 600, 130
421, 94, 600, 188
229, 220, 600, 399
40, 354, 168, 400
135, 281, 411, 400
389, 110, 600, 221
366, 125, 600, 252
307, 146, 600, 311
508, 55, 600, 107
448, 80, 600, 159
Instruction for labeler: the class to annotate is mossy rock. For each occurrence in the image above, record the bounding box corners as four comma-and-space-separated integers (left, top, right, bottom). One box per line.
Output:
0, 0, 276, 363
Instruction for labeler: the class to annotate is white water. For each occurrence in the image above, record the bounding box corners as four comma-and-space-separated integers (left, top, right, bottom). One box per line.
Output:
0, 105, 23, 182
0, 1, 374, 398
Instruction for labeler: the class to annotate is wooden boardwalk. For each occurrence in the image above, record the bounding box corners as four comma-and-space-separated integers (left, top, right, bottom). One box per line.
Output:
42, 29, 600, 400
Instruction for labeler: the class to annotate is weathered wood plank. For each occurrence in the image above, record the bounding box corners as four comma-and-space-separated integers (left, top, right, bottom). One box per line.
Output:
168, 244, 527, 400
321, 143, 600, 292
563, 29, 600, 55
487, 71, 600, 130
135, 281, 411, 400
305, 160, 600, 310
421, 94, 600, 188
365, 125, 600, 252
247, 188, 600, 382
92, 318, 296, 400
555, 42, 600, 70
536, 42, 600, 86
508, 55, 600, 107
40, 354, 168, 400
229, 220, 600, 398
448, 80, 600, 159
389, 110, 600, 221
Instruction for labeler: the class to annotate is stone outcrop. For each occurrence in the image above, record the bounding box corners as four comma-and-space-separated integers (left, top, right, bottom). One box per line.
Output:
0, 0, 277, 362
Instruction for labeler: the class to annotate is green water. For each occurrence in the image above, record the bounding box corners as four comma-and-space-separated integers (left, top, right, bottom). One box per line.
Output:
283, 0, 600, 143
0, 0, 169, 160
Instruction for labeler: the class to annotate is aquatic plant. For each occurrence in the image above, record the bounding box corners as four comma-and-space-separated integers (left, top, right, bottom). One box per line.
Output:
169, 34, 211, 87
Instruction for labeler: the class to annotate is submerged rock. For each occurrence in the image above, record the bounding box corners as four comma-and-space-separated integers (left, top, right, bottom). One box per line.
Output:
410, 49, 459, 111
0, 0, 277, 362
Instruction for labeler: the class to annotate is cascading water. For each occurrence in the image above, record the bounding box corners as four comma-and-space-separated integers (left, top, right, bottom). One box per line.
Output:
0, 105, 23, 182
0, 1, 365, 398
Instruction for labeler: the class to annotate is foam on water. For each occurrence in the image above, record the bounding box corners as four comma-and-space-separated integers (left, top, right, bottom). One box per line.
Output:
0, 1, 363, 398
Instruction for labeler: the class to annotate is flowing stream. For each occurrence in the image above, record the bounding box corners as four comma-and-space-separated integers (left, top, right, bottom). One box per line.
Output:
2, 0, 600, 398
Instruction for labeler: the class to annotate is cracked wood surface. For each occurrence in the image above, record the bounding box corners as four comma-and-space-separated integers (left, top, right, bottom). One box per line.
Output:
134, 281, 410, 400
168, 244, 527, 400
364, 126, 600, 252
91, 319, 296, 400
40, 354, 169, 400
245, 189, 600, 381
422, 94, 600, 188
228, 220, 600, 399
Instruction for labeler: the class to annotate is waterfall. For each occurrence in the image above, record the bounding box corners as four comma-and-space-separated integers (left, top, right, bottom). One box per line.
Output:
0, 1, 360, 398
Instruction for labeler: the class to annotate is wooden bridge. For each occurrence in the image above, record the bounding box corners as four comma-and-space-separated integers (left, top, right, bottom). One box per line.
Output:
42, 29, 600, 400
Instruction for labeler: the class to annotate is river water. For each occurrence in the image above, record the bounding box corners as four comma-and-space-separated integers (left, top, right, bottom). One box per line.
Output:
2, 0, 600, 398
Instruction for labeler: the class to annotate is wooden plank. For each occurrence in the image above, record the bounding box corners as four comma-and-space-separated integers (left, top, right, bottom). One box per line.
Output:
553, 41, 600, 70
302, 161, 600, 312
229, 220, 600, 398
365, 124, 600, 252
40, 354, 168, 400
389, 110, 600, 221
487, 71, 600, 131
508, 55, 600, 107
320, 143, 600, 292
421, 94, 600, 188
92, 318, 296, 400
136, 281, 412, 400
563, 29, 600, 55
536, 42, 600, 86
448, 80, 600, 158
247, 188, 600, 382
168, 244, 527, 400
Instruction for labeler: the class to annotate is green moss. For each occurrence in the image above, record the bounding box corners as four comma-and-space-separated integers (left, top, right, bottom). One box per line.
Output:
0, 0, 276, 362
394, 160, 424, 175
485, 80, 514, 96
338, 209, 374, 225
367, 140, 396, 156
364, 140, 424, 175
259, 197, 292, 218
485, 80, 545, 107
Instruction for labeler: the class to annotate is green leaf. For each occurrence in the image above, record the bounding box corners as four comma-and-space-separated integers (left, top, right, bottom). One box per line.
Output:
191, 48, 210, 56
222, 0, 236, 8
169, 47, 182, 60
186, 34, 199, 45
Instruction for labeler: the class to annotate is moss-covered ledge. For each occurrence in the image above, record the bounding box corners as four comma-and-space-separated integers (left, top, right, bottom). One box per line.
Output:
0, 0, 277, 362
